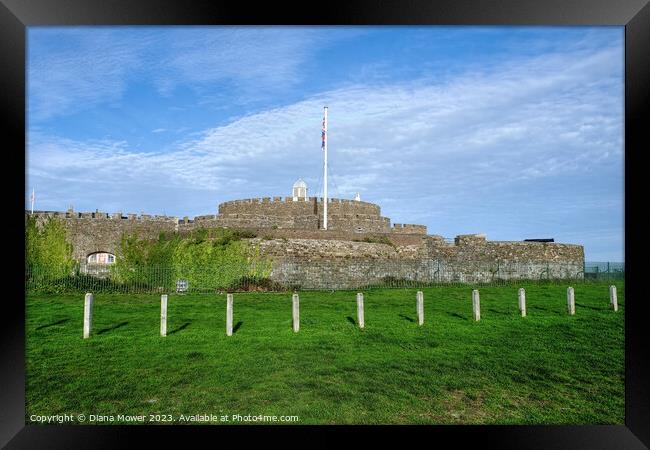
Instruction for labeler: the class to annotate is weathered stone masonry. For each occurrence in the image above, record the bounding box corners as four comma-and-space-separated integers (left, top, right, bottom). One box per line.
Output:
253, 236, 584, 289
28, 197, 584, 289
31, 210, 179, 261
197, 197, 407, 234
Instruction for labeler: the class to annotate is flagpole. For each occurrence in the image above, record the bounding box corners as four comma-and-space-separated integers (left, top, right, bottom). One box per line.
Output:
323, 106, 328, 230
30, 187, 35, 214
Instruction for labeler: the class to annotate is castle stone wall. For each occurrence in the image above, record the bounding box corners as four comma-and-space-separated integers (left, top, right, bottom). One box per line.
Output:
252, 237, 584, 289
216, 197, 391, 233
195, 214, 320, 231
30, 211, 178, 261
27, 210, 584, 288
391, 223, 427, 234
28, 209, 423, 261
268, 258, 584, 290
218, 197, 381, 216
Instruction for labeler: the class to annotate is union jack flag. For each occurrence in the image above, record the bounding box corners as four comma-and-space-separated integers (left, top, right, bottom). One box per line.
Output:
321, 115, 326, 150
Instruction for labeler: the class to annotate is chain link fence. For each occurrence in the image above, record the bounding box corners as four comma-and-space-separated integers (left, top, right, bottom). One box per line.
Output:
25, 260, 624, 295
25, 262, 278, 295
583, 261, 625, 280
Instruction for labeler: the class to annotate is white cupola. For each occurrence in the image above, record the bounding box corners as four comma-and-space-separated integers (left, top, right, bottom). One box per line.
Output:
292, 178, 308, 201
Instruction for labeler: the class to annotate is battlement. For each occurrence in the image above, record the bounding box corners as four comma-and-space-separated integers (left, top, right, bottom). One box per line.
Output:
218, 196, 380, 209
391, 223, 427, 234
27, 198, 428, 235
217, 197, 383, 219
28, 210, 178, 222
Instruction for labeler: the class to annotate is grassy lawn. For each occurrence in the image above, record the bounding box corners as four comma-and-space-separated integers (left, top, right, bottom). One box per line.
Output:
25, 281, 624, 425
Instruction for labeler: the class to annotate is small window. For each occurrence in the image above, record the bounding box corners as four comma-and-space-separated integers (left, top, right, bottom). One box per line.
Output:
87, 252, 116, 265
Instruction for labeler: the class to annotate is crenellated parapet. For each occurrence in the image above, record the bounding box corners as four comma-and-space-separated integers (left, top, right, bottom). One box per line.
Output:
27, 210, 179, 261
391, 223, 427, 234
215, 197, 391, 233
218, 197, 382, 217
31, 210, 179, 222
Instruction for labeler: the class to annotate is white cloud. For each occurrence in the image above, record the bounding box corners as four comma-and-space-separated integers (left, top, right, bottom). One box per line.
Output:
27, 29, 156, 121
28, 27, 360, 121
156, 28, 327, 91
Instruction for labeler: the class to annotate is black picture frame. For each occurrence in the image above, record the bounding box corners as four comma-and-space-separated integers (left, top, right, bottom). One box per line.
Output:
2, 0, 648, 447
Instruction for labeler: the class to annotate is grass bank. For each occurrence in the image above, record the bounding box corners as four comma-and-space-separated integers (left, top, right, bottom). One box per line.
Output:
26, 281, 624, 424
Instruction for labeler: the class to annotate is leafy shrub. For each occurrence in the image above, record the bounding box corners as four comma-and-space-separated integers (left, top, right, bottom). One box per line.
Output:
227, 275, 286, 292
111, 227, 272, 292
25, 222, 274, 294
25, 216, 77, 284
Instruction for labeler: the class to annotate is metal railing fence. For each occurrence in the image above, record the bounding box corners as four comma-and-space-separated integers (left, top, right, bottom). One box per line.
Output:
25, 261, 624, 294
583, 261, 625, 280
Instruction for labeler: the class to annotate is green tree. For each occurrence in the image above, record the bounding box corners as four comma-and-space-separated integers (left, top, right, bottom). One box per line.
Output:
25, 216, 76, 290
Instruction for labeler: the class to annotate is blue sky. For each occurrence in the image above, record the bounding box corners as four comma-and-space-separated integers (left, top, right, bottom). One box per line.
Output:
26, 26, 624, 261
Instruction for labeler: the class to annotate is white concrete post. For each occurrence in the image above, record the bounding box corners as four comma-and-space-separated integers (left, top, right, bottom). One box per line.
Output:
160, 294, 168, 336
226, 293, 233, 336
292, 293, 300, 332
518, 288, 526, 317
357, 293, 365, 329
83, 293, 93, 339
472, 289, 480, 321
609, 285, 618, 312
416, 291, 424, 326
567, 287, 575, 315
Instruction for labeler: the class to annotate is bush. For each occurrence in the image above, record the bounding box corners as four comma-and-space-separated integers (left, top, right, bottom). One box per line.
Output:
25, 216, 77, 285
111, 227, 272, 292
25, 224, 272, 294
227, 276, 286, 292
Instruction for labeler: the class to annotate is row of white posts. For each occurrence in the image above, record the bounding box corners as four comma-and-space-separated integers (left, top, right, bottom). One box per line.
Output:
470, 286, 618, 321
81, 286, 619, 339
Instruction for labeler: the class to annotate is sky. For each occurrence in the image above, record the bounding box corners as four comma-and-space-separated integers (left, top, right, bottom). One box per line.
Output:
26, 26, 624, 261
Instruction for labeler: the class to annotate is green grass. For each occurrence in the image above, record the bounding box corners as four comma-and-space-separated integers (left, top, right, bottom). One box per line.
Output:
26, 281, 624, 425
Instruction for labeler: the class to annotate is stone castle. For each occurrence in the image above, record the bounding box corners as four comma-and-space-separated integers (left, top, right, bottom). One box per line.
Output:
28, 179, 585, 289
195, 178, 426, 235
